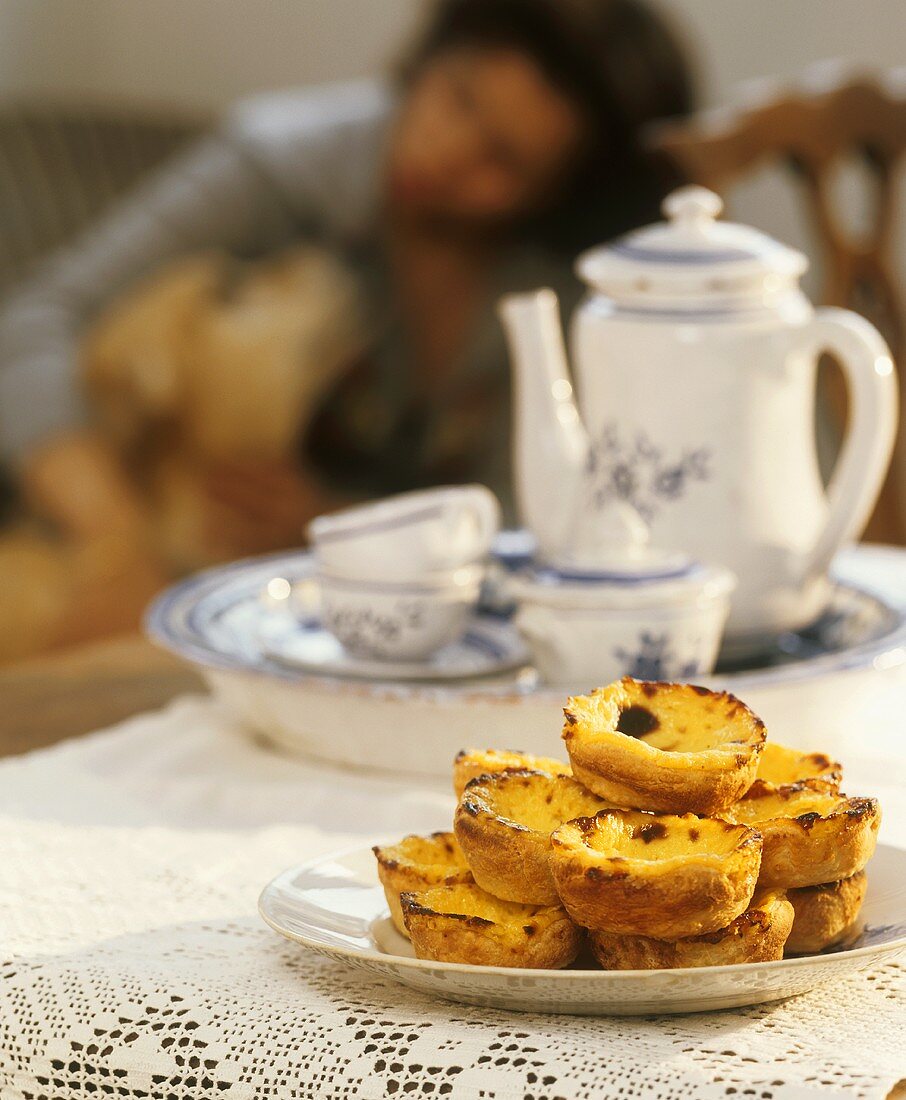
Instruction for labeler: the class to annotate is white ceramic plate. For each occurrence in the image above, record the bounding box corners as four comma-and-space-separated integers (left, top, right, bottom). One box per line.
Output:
259, 841, 906, 1016
257, 610, 529, 682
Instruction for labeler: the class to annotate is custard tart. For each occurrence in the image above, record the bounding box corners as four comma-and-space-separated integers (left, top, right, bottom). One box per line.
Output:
453, 748, 571, 798
589, 889, 793, 969
373, 832, 473, 936
401, 883, 581, 968
454, 770, 609, 904
785, 871, 867, 955
550, 808, 762, 940
755, 742, 842, 792
726, 782, 880, 888
562, 678, 766, 814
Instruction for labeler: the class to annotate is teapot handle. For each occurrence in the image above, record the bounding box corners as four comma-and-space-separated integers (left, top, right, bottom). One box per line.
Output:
803, 307, 897, 577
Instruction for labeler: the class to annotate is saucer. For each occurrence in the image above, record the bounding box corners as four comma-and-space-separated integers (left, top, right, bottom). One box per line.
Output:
259, 840, 906, 1016
257, 611, 529, 682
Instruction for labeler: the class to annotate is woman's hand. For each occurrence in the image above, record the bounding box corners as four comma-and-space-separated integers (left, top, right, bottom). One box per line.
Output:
202, 459, 342, 555
14, 432, 171, 652
21, 432, 153, 545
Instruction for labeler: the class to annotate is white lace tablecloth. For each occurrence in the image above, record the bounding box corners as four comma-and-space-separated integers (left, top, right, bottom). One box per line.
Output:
1, 694, 905, 1100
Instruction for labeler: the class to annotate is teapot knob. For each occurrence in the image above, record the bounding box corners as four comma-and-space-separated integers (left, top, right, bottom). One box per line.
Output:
662, 186, 723, 224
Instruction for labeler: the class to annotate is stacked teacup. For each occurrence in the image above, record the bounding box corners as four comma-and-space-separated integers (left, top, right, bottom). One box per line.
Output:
307, 485, 501, 661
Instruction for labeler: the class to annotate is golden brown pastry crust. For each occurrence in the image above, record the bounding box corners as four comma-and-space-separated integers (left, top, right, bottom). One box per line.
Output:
453, 770, 609, 904
550, 809, 762, 940
589, 890, 793, 969
562, 678, 766, 815
402, 883, 581, 968
373, 832, 473, 936
785, 871, 867, 954
452, 748, 571, 798
755, 742, 842, 793
726, 781, 880, 888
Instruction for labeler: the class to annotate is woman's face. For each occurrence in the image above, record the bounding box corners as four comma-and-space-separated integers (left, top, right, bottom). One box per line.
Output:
388, 48, 585, 226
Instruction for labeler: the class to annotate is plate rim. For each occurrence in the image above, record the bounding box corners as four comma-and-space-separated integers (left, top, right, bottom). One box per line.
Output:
257, 838, 906, 983
146, 546, 906, 700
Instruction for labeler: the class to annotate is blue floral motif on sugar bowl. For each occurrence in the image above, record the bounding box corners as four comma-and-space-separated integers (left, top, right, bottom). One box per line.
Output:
614, 631, 703, 681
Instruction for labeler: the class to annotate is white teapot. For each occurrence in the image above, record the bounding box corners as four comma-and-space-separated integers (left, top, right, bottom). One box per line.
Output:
499, 186, 897, 653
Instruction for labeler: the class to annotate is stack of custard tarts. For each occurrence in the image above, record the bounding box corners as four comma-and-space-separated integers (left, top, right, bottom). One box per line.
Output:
373, 677, 880, 970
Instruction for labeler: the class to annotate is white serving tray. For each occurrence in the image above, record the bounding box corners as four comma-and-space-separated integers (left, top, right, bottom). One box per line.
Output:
146, 543, 906, 777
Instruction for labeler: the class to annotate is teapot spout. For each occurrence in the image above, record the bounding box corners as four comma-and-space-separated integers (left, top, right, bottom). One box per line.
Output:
498, 289, 591, 563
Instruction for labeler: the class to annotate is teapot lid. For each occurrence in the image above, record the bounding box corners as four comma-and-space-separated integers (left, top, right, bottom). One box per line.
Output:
577, 186, 807, 299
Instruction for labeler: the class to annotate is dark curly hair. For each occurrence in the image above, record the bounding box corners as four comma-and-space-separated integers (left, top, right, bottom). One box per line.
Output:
402, 0, 695, 250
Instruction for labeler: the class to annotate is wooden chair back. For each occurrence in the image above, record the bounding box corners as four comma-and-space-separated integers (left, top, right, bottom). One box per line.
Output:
652, 65, 906, 542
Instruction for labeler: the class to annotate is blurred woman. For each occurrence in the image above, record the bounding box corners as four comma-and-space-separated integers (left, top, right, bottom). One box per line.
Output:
0, 0, 693, 653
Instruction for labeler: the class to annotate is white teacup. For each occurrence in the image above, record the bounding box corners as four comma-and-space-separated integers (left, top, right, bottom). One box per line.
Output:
319, 565, 484, 661
308, 486, 500, 578
510, 563, 735, 687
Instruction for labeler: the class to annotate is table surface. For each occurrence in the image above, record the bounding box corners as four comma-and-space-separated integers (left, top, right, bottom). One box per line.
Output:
2, 602, 905, 1096
0, 633, 203, 757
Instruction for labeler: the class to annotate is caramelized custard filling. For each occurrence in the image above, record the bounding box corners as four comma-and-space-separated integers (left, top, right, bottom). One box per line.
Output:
573, 680, 762, 754
488, 776, 605, 833
410, 884, 548, 922
756, 743, 839, 785
384, 833, 470, 873
731, 789, 843, 825
584, 811, 747, 861
616, 705, 660, 737
458, 748, 569, 775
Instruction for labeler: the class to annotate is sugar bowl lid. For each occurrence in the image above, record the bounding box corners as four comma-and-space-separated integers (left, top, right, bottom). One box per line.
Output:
576, 186, 807, 299
510, 498, 735, 608
556, 498, 690, 579
509, 557, 736, 611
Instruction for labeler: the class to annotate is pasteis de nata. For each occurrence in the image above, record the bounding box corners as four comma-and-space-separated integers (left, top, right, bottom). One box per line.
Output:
550, 808, 762, 941
373, 832, 472, 937
726, 781, 880, 888
755, 742, 842, 793
452, 747, 571, 799
588, 890, 793, 970
785, 872, 867, 955
372, 677, 881, 974
562, 678, 765, 815
401, 883, 581, 968
454, 769, 608, 904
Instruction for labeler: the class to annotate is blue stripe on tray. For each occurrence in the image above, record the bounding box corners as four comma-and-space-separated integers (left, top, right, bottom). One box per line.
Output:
461, 630, 506, 660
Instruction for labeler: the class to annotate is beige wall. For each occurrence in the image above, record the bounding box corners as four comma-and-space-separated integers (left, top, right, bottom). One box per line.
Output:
1, 0, 903, 273
3, 0, 903, 113
676, 0, 904, 101
0, 0, 422, 111
667, 0, 906, 287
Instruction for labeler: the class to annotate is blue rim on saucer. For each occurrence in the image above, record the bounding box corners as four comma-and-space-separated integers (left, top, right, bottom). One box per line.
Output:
257, 612, 526, 682
145, 551, 530, 687
145, 542, 906, 698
